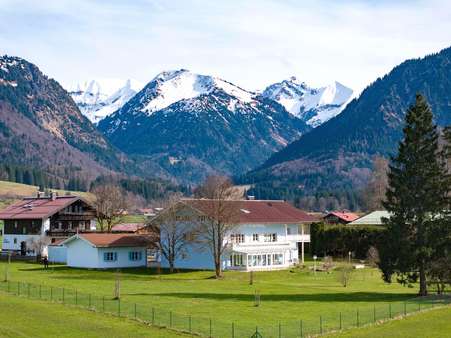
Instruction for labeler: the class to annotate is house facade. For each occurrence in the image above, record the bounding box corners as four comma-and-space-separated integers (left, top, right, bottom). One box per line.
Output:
0, 192, 97, 256
146, 199, 317, 271
62, 233, 154, 269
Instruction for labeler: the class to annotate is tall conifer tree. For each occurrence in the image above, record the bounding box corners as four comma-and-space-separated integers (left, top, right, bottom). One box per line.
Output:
379, 94, 450, 296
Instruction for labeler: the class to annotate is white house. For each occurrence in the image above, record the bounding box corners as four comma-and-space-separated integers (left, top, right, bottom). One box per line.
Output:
149, 199, 317, 271
61, 233, 155, 269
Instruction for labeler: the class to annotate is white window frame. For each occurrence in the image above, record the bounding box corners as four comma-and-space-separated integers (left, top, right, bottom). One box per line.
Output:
104, 252, 117, 262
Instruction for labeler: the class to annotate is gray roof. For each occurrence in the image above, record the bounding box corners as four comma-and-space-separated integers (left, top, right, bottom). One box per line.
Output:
348, 211, 391, 226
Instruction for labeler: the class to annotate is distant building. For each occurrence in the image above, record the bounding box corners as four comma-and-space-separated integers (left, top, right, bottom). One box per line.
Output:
147, 199, 317, 271
348, 211, 390, 226
112, 223, 146, 233
0, 192, 97, 256
323, 211, 360, 225
61, 233, 155, 269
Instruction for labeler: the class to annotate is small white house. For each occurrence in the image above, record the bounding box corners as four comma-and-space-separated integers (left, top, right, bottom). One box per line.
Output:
61, 233, 154, 269
149, 199, 317, 271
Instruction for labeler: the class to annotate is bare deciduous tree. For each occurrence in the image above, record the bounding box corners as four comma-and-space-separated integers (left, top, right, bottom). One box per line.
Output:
194, 176, 240, 278
362, 156, 389, 210
148, 193, 196, 273
27, 236, 51, 261
92, 185, 127, 232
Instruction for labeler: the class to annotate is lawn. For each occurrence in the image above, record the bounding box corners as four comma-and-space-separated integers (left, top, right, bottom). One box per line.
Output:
328, 306, 451, 338
0, 261, 441, 337
0, 291, 186, 338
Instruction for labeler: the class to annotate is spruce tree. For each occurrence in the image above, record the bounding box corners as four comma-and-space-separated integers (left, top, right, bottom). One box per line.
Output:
379, 94, 450, 296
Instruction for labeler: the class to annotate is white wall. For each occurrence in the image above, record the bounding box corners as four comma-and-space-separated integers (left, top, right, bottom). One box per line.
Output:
65, 238, 147, 269
2, 234, 40, 252
66, 238, 99, 268
48, 246, 67, 263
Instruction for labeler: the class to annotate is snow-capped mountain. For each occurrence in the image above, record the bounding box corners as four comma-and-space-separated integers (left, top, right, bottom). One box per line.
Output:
67, 79, 143, 123
262, 77, 353, 127
98, 69, 310, 183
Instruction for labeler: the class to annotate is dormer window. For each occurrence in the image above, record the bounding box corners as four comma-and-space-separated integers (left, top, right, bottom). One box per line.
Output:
252, 234, 259, 242
230, 234, 245, 244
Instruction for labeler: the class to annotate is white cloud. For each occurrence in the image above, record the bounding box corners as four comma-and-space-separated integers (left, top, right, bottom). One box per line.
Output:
0, 0, 450, 94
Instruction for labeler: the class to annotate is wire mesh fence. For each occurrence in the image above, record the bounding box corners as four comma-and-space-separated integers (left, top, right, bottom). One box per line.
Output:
0, 280, 449, 338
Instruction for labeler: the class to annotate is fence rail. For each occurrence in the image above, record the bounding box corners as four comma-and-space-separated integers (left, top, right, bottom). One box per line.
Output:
0, 280, 449, 338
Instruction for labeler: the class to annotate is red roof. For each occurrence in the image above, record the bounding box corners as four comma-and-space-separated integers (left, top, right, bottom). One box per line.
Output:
64, 233, 155, 248
325, 212, 360, 222
112, 223, 146, 233
182, 199, 317, 224
0, 196, 81, 220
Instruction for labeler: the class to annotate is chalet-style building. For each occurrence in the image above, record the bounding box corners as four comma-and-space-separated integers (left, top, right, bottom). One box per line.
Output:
146, 199, 317, 271
0, 192, 97, 256
323, 211, 359, 225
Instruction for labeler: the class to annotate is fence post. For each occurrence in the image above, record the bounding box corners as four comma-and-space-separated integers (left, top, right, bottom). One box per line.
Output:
419, 302, 421, 312
75, 290, 77, 305
50, 286, 52, 301
279, 321, 282, 338
89, 294, 91, 308
320, 315, 323, 334
135, 304, 137, 319
7, 280, 9, 293
373, 305, 376, 323
169, 311, 172, 327
28, 283, 30, 298
39, 284, 41, 299
62, 288, 65, 304
18, 281, 20, 296
357, 309, 360, 327
404, 302, 407, 316
231, 322, 234, 338
118, 298, 121, 317
209, 318, 212, 338
389, 303, 392, 319
189, 316, 192, 333
152, 307, 155, 325
339, 312, 342, 330
300, 320, 303, 338
102, 296, 105, 312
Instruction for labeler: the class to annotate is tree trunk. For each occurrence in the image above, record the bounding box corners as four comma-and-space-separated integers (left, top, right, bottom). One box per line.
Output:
214, 254, 222, 278
419, 262, 428, 296
169, 261, 174, 273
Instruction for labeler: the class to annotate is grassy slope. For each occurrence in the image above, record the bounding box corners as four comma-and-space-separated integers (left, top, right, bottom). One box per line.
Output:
0, 180, 94, 201
0, 292, 185, 338
0, 262, 422, 328
328, 306, 451, 338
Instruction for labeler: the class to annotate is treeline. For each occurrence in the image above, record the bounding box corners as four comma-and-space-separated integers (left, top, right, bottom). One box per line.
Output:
90, 176, 188, 201
0, 163, 68, 190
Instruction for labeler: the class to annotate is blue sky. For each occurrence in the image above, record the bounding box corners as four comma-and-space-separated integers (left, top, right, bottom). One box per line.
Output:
1, 0, 450, 93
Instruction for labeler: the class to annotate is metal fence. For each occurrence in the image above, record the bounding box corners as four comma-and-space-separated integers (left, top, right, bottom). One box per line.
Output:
0, 280, 449, 338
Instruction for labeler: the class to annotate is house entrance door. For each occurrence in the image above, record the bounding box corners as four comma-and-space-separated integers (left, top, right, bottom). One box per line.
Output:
20, 241, 27, 256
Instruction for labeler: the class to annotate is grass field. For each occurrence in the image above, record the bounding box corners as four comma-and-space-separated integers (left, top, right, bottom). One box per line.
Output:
329, 306, 451, 338
0, 291, 185, 338
0, 261, 444, 337
0, 180, 94, 201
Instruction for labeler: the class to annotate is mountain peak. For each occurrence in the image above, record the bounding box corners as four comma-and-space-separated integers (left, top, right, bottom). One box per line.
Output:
262, 77, 353, 127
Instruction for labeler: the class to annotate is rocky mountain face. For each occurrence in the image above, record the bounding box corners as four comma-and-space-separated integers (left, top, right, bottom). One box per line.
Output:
98, 69, 311, 183
0, 55, 130, 182
262, 77, 353, 127
242, 46, 451, 199
68, 79, 142, 124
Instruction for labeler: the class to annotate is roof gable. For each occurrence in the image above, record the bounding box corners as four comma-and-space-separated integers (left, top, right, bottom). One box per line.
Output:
0, 196, 84, 220
63, 233, 155, 248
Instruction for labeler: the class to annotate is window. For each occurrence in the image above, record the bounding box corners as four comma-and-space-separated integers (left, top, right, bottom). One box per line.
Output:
287, 227, 291, 235
22, 227, 26, 234
57, 222, 62, 230
104, 252, 117, 262
13, 238, 17, 244
230, 234, 245, 244
230, 254, 244, 267
264, 233, 277, 242
129, 251, 142, 261
273, 253, 283, 265
68, 221, 72, 230
252, 234, 259, 242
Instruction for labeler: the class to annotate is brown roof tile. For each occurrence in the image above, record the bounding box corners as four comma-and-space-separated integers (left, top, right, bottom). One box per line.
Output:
182, 199, 317, 224
69, 233, 155, 248
0, 196, 81, 220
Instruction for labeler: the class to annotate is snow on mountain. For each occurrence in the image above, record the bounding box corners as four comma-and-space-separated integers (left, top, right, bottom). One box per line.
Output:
138, 69, 255, 115
262, 77, 353, 127
67, 79, 143, 123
